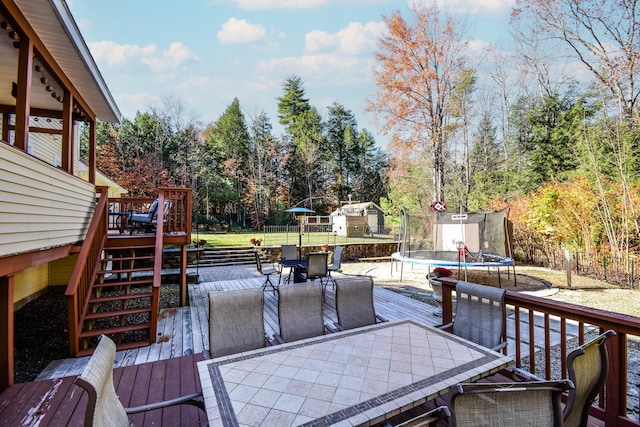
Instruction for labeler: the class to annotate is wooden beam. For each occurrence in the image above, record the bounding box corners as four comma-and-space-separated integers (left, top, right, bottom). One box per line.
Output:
14, 35, 33, 151
0, 245, 73, 277
62, 90, 73, 173
88, 119, 96, 184
1, 112, 8, 142
0, 276, 14, 390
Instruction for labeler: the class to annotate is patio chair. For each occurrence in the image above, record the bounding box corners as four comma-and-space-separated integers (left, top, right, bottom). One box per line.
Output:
334, 276, 386, 330
280, 244, 298, 284
325, 245, 344, 292
209, 288, 267, 358
128, 199, 169, 234
563, 329, 615, 427
75, 335, 204, 427
439, 281, 507, 351
383, 405, 450, 427
301, 252, 329, 298
275, 282, 325, 343
254, 251, 280, 293
448, 380, 574, 427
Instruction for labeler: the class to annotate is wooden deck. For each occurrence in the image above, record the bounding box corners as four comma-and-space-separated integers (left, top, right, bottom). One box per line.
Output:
0, 273, 606, 426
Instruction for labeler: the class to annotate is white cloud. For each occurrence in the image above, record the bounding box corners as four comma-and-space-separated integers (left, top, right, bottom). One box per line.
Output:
141, 42, 200, 71
258, 53, 365, 79
217, 18, 267, 45
409, 0, 515, 14
234, 0, 330, 10
89, 41, 157, 66
305, 21, 387, 55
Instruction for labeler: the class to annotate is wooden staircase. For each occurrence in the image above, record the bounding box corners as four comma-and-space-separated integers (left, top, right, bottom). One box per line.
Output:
191, 246, 260, 267
75, 236, 158, 356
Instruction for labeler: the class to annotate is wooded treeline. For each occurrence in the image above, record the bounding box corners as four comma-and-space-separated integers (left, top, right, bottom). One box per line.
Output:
87, 0, 640, 278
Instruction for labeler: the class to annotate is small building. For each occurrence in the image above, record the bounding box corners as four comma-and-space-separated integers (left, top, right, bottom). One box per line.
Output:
330, 202, 385, 237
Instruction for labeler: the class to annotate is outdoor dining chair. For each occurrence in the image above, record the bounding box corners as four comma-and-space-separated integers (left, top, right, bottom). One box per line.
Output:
280, 244, 298, 284
563, 329, 615, 427
208, 288, 267, 358
301, 252, 329, 298
514, 329, 616, 427
74, 335, 204, 427
383, 405, 450, 427
448, 380, 574, 427
275, 282, 326, 343
439, 281, 507, 351
326, 245, 344, 292
254, 251, 280, 293
334, 276, 386, 330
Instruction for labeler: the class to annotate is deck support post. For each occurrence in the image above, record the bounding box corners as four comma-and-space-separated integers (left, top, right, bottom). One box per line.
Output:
0, 276, 14, 390
181, 245, 187, 306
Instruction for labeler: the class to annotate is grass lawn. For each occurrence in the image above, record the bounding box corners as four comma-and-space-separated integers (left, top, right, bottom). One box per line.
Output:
191, 230, 394, 247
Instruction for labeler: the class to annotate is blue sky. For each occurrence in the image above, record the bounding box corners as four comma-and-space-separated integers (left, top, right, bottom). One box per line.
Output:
67, 0, 515, 148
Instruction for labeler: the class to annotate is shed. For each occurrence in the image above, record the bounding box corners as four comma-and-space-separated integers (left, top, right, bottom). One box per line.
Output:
330, 202, 386, 236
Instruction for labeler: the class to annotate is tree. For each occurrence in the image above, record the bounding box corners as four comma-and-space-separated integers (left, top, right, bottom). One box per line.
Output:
513, 0, 640, 119
325, 103, 359, 201
368, 2, 469, 204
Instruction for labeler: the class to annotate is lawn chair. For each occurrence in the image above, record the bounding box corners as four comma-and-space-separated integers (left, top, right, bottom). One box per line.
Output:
563, 329, 615, 427
439, 281, 507, 352
254, 251, 280, 293
334, 276, 386, 330
448, 380, 574, 427
275, 282, 325, 343
74, 335, 204, 427
208, 288, 267, 358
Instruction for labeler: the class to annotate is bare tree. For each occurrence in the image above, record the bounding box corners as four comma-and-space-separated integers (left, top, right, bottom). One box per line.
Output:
513, 0, 640, 118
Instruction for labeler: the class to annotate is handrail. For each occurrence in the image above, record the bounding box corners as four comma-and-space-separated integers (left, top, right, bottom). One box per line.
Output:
65, 187, 109, 356
439, 277, 640, 427
148, 192, 164, 343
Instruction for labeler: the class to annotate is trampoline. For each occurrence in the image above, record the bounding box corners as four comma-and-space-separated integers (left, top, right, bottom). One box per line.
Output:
392, 207, 516, 286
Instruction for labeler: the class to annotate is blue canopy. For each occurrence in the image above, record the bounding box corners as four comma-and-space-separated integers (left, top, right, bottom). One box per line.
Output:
285, 207, 315, 214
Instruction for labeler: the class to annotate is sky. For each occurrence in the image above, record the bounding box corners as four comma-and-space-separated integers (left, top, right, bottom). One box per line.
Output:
67, 0, 516, 149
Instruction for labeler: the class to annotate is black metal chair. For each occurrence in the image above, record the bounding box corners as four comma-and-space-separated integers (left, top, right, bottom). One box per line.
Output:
254, 251, 280, 293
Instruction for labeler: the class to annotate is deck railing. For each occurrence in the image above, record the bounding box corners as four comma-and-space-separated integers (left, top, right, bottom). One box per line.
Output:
65, 187, 109, 356
439, 277, 640, 427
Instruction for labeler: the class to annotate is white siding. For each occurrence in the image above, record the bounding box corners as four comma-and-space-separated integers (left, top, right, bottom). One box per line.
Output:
0, 143, 95, 258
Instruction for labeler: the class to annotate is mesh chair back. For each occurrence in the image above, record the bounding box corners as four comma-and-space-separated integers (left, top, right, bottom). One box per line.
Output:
254, 251, 264, 273
278, 283, 324, 342
563, 330, 615, 427
453, 281, 506, 350
305, 252, 328, 280
209, 288, 265, 357
281, 244, 298, 260
329, 246, 343, 270
449, 380, 573, 427
75, 335, 131, 427
335, 276, 377, 330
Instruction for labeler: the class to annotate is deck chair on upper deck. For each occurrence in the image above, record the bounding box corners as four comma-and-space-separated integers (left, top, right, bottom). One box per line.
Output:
438, 281, 507, 352
334, 276, 386, 330
74, 335, 204, 427
209, 288, 268, 357
448, 380, 574, 427
128, 199, 169, 234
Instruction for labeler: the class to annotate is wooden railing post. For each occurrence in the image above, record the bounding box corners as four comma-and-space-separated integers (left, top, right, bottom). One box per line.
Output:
605, 330, 627, 425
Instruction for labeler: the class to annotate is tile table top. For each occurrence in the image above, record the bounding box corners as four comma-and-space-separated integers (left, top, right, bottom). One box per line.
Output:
197, 318, 512, 427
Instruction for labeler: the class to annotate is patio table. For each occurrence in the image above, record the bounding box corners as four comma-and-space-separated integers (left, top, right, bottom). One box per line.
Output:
278, 258, 308, 283
197, 318, 512, 427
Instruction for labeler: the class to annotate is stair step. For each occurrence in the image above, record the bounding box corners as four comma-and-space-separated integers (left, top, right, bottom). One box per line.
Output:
98, 267, 154, 275
89, 292, 154, 304
101, 255, 155, 263
93, 279, 154, 288
85, 307, 152, 320
79, 322, 151, 339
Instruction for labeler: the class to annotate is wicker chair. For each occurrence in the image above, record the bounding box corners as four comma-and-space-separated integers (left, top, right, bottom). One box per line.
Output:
448, 380, 574, 427
254, 251, 280, 293
563, 329, 616, 427
275, 282, 325, 343
334, 276, 385, 330
74, 335, 204, 427
209, 288, 266, 358
439, 281, 507, 351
